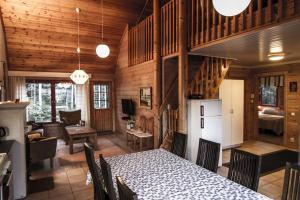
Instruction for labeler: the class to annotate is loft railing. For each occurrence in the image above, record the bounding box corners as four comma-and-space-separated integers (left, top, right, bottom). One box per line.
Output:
161, 0, 179, 57
128, 15, 154, 66
190, 0, 299, 48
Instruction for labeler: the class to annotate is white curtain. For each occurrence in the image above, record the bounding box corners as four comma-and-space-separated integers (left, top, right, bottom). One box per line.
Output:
76, 80, 91, 127
8, 76, 27, 101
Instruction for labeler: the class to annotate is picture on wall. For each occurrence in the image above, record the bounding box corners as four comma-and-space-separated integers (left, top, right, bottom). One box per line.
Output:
139, 87, 152, 109
289, 81, 298, 92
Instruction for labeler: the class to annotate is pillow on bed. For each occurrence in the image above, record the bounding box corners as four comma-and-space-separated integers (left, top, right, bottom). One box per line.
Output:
262, 108, 279, 115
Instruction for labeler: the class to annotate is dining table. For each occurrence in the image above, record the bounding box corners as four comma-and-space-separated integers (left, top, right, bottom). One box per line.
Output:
89, 148, 272, 200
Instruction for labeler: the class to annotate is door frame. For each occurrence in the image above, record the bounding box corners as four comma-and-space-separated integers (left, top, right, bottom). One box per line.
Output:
253, 72, 287, 146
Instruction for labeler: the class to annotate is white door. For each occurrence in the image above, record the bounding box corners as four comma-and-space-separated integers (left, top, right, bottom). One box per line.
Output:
231, 80, 244, 145
201, 116, 223, 166
219, 80, 232, 148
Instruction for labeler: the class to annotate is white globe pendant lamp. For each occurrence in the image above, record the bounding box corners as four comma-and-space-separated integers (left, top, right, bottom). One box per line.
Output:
96, 0, 110, 58
212, 0, 251, 17
70, 8, 89, 85
96, 44, 110, 58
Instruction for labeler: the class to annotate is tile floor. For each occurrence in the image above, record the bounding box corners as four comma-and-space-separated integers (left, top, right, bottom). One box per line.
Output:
27, 135, 290, 200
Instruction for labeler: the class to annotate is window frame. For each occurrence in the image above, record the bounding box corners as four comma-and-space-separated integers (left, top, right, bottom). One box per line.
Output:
259, 86, 278, 107
26, 79, 75, 123
93, 82, 110, 110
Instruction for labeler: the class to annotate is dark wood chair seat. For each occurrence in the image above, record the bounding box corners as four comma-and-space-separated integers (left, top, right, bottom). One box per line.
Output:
228, 148, 261, 191
171, 132, 187, 158
196, 138, 220, 173
116, 176, 138, 200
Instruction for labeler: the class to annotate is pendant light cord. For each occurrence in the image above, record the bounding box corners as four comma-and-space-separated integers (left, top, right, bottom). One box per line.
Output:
77, 8, 81, 70
101, 0, 104, 42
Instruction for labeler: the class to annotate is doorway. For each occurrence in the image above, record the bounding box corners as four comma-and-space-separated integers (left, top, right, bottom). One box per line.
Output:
90, 81, 113, 133
256, 75, 285, 146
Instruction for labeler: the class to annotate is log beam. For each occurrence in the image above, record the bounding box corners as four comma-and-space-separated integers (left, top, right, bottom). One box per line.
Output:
178, 0, 188, 134
153, 0, 162, 148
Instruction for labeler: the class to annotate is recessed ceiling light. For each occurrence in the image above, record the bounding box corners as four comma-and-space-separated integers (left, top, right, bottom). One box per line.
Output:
268, 53, 285, 61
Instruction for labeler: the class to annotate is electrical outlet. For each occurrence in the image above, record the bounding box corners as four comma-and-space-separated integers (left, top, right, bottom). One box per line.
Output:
290, 137, 295, 143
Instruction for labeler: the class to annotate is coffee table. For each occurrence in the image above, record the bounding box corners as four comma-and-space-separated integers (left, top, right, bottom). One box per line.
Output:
66, 127, 97, 154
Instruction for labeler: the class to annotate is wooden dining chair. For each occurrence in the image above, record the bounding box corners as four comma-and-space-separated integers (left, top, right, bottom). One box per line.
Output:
171, 132, 187, 158
99, 154, 117, 200
228, 148, 261, 191
84, 143, 108, 200
196, 138, 220, 173
282, 162, 300, 200
116, 176, 138, 200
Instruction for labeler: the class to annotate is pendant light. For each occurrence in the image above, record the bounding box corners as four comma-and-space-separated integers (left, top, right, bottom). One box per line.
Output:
212, 0, 251, 17
70, 8, 89, 85
96, 0, 110, 58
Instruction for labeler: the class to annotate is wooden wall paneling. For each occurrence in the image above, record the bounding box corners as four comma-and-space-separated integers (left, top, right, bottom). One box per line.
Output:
0, 0, 148, 73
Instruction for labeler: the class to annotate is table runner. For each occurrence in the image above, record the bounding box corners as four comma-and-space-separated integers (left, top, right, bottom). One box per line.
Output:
90, 149, 271, 200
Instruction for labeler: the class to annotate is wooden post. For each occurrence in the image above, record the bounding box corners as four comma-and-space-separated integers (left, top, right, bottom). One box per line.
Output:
178, 0, 188, 134
153, 0, 162, 148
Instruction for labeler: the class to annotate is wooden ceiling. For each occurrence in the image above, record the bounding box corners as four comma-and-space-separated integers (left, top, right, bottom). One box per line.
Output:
0, 0, 147, 74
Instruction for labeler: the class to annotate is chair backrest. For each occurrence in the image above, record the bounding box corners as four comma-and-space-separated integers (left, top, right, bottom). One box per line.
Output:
139, 115, 147, 132
228, 148, 261, 191
116, 176, 138, 200
282, 162, 300, 200
43, 123, 66, 138
30, 137, 57, 162
59, 110, 81, 126
100, 154, 117, 200
196, 138, 220, 173
171, 132, 187, 158
84, 143, 107, 200
146, 117, 154, 134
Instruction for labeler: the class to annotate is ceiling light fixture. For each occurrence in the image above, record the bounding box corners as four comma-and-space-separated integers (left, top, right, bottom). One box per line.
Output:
96, 0, 110, 58
268, 53, 285, 61
212, 0, 251, 16
70, 8, 89, 85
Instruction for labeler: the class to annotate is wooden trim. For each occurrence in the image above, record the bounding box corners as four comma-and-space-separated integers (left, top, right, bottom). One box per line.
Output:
0, 8, 9, 69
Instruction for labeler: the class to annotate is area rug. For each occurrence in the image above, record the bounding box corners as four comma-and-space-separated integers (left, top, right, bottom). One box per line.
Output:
223, 149, 298, 176
28, 177, 54, 194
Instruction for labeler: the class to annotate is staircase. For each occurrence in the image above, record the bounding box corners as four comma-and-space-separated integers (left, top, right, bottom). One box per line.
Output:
187, 57, 231, 99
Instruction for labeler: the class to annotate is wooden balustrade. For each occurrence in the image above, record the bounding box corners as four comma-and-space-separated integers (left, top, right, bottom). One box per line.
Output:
128, 15, 154, 66
187, 57, 231, 99
161, 0, 179, 57
190, 0, 298, 48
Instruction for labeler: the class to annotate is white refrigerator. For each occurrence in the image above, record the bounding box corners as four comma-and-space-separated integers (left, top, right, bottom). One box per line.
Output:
186, 99, 223, 166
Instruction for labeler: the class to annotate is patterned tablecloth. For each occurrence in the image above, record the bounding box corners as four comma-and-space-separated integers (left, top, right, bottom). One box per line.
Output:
90, 149, 272, 200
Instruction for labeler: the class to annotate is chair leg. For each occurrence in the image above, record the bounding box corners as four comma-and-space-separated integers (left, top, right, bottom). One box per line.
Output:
50, 157, 54, 169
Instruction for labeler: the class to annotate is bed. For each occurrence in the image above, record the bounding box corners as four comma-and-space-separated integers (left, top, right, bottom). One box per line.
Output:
258, 108, 284, 136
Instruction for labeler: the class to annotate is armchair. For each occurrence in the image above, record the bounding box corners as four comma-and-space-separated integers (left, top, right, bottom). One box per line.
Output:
29, 137, 57, 168
59, 110, 85, 127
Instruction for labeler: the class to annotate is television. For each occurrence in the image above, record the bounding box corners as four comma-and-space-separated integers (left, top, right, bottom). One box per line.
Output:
121, 99, 135, 116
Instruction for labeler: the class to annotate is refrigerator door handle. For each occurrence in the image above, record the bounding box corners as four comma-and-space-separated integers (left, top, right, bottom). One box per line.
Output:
201, 118, 204, 129
200, 105, 204, 116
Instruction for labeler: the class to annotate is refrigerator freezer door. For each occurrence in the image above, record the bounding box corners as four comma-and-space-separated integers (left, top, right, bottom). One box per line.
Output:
200, 100, 222, 117
201, 116, 223, 166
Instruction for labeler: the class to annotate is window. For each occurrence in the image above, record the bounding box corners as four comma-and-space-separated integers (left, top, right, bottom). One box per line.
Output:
26, 81, 77, 122
261, 86, 277, 107
55, 83, 77, 121
94, 84, 109, 109
26, 82, 52, 122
